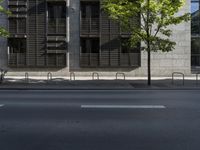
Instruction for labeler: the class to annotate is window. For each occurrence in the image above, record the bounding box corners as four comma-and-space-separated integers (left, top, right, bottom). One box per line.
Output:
192, 38, 200, 66
8, 38, 26, 53
9, 19, 17, 33
48, 3, 66, 19
80, 1, 140, 68
80, 1, 100, 34
191, 0, 200, 35
18, 18, 26, 33
80, 38, 100, 67
9, 18, 26, 34
191, 0, 200, 67
81, 2, 99, 18
47, 2, 66, 34
81, 38, 99, 53
91, 3, 100, 18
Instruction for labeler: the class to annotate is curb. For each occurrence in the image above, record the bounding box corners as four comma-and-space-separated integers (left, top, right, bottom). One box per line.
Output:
1, 87, 200, 90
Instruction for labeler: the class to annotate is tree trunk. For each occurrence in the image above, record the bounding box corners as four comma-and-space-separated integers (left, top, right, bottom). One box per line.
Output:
147, 46, 151, 86
147, 0, 151, 86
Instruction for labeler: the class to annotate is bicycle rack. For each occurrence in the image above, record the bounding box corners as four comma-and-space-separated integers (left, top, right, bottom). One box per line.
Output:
25, 72, 29, 83
196, 73, 200, 85
172, 72, 184, 85
0, 69, 7, 82
47, 72, 52, 81
116, 72, 126, 80
70, 72, 75, 80
92, 72, 99, 80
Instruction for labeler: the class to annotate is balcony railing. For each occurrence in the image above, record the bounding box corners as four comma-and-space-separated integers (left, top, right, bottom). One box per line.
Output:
48, 19, 66, 34
120, 53, 140, 67
80, 53, 99, 67
9, 7, 27, 12
81, 18, 99, 35
8, 1, 27, 6
9, 25, 26, 35
9, 53, 26, 66
9, 20, 26, 34
80, 52, 140, 67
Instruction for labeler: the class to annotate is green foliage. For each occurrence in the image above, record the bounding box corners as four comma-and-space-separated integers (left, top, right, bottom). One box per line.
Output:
0, 27, 9, 37
0, 0, 10, 37
102, 0, 191, 52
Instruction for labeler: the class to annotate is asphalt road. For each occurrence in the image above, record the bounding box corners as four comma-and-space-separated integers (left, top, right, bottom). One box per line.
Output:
0, 90, 200, 150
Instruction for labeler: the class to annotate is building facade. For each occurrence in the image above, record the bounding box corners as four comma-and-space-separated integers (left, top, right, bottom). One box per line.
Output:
0, 0, 196, 77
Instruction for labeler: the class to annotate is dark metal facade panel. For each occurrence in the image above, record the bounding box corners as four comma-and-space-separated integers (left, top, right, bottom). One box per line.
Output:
100, 11, 110, 34
27, 0, 37, 66
8, 0, 139, 68
100, 34, 110, 66
8, 0, 67, 68
80, 0, 140, 68
8, 0, 27, 67
110, 35, 120, 66
37, 0, 46, 66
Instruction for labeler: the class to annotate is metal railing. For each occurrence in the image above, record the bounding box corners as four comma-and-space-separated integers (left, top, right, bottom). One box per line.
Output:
48, 19, 66, 34
116, 72, 126, 80
92, 72, 99, 80
8, 1, 27, 6
172, 72, 184, 85
196, 73, 200, 85
70, 72, 75, 81
25, 72, 29, 83
81, 18, 99, 34
47, 72, 52, 81
80, 53, 140, 67
9, 53, 26, 66
9, 7, 27, 12
0, 69, 7, 83
80, 53, 99, 67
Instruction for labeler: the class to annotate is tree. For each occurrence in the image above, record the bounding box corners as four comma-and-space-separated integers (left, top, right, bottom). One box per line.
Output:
102, 0, 190, 85
0, 0, 10, 37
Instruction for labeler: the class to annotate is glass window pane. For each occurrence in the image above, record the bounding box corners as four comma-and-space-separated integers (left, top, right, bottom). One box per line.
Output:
192, 37, 200, 54
191, 1, 199, 13
57, 5, 66, 18
48, 5, 55, 19
121, 38, 129, 53
9, 19, 17, 33
91, 3, 100, 18
191, 1, 200, 67
191, 1, 200, 35
18, 18, 26, 33
91, 38, 99, 53
8, 38, 26, 53
192, 37, 200, 66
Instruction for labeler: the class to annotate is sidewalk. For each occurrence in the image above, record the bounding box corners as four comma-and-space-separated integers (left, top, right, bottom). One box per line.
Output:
1, 76, 200, 90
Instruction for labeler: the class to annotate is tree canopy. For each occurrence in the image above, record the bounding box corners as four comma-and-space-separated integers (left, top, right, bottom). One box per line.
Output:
102, 0, 190, 52
0, 0, 10, 37
102, 0, 190, 85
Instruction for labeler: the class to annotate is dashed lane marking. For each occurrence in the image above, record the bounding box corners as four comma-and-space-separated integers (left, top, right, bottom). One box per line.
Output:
81, 105, 166, 109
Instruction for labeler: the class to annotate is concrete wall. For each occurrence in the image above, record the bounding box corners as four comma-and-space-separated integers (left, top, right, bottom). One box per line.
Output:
138, 0, 191, 76
1, 0, 192, 77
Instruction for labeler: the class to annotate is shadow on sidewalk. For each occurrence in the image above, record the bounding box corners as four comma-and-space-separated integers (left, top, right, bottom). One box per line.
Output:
1, 77, 200, 89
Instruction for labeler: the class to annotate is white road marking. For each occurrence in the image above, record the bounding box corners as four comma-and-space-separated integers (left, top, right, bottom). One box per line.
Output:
81, 105, 166, 109
0, 104, 5, 107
